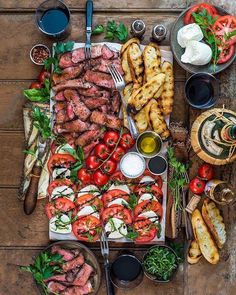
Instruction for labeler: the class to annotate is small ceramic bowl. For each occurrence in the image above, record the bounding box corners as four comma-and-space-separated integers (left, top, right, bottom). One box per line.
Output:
30, 43, 51, 65
147, 155, 168, 176
136, 131, 163, 158
120, 152, 146, 178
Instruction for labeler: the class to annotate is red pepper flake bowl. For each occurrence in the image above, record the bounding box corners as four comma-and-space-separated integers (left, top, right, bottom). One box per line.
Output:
30, 43, 51, 65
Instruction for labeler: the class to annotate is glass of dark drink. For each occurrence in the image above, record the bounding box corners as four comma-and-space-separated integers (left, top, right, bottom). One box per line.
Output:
110, 251, 144, 289
35, 0, 71, 40
185, 72, 219, 109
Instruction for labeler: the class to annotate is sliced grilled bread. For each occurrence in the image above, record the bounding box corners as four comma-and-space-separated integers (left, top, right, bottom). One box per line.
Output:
202, 198, 226, 249
187, 240, 202, 264
192, 209, 219, 265
143, 43, 161, 82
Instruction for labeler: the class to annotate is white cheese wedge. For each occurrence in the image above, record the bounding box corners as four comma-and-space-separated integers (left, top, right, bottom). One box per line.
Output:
107, 198, 128, 207
77, 206, 100, 219
139, 176, 155, 183
77, 185, 100, 198
138, 193, 157, 203
55, 143, 74, 154
51, 185, 75, 201
105, 217, 127, 239
50, 214, 72, 234
139, 210, 159, 224
108, 184, 130, 194
52, 168, 71, 180
181, 40, 212, 65
177, 23, 203, 48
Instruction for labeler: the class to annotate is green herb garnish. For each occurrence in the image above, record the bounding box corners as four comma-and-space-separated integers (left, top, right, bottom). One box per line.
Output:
23, 79, 50, 103
126, 226, 139, 240
105, 20, 128, 42
31, 106, 51, 140
92, 24, 105, 35
125, 193, 138, 210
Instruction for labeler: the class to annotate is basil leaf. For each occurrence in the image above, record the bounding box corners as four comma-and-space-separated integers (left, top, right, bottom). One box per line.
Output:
92, 24, 105, 35
23, 89, 50, 103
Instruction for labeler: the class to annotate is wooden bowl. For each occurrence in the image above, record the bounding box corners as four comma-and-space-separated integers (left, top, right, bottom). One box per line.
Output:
170, 5, 236, 74
37, 241, 101, 295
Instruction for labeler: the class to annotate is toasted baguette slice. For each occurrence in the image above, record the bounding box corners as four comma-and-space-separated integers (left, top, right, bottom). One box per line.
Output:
192, 209, 219, 264
121, 49, 133, 84
120, 38, 140, 55
122, 83, 133, 128
143, 43, 161, 82
128, 73, 165, 111
127, 43, 144, 84
134, 108, 149, 132
159, 61, 174, 115
187, 240, 202, 264
202, 199, 226, 249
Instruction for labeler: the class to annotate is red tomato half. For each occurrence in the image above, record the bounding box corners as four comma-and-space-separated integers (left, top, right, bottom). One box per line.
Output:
184, 3, 217, 25
47, 154, 76, 174
134, 217, 157, 243
102, 205, 132, 224
217, 44, 235, 64
45, 197, 76, 219
102, 189, 130, 207
47, 179, 75, 196
134, 200, 163, 219
213, 15, 236, 46
72, 216, 101, 242
75, 193, 103, 211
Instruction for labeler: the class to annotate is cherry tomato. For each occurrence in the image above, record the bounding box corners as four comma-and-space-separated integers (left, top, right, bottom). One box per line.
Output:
75, 194, 103, 211
133, 217, 157, 243
29, 81, 43, 89
110, 171, 126, 182
72, 216, 101, 242
217, 44, 235, 64
198, 163, 214, 180
77, 168, 93, 184
102, 159, 117, 175
213, 15, 236, 46
102, 189, 130, 207
86, 155, 101, 170
48, 154, 77, 174
102, 205, 132, 224
134, 200, 163, 219
45, 198, 76, 219
47, 179, 75, 196
103, 131, 119, 148
119, 133, 135, 150
189, 177, 206, 194
94, 143, 111, 160
38, 69, 51, 83
93, 170, 109, 186
111, 146, 125, 162
184, 3, 217, 25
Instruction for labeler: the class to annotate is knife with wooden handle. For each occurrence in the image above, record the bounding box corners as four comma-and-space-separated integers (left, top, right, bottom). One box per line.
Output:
24, 139, 47, 215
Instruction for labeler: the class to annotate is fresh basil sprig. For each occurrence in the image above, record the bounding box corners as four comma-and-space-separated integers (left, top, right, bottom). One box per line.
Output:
31, 106, 51, 140
23, 79, 50, 103
92, 24, 105, 35
105, 20, 128, 42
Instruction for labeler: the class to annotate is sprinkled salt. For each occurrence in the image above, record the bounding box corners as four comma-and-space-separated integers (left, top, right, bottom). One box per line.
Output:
120, 152, 146, 178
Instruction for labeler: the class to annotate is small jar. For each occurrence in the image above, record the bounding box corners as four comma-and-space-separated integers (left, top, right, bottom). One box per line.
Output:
151, 24, 167, 42
130, 19, 146, 39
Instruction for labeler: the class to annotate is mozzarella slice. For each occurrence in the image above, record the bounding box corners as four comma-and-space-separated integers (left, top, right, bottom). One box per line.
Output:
52, 168, 71, 180
50, 214, 72, 234
108, 184, 130, 194
105, 217, 127, 239
55, 143, 74, 154
77, 185, 100, 198
51, 185, 75, 201
177, 23, 203, 48
139, 176, 155, 183
77, 206, 100, 219
138, 193, 157, 203
107, 198, 128, 207
139, 210, 159, 224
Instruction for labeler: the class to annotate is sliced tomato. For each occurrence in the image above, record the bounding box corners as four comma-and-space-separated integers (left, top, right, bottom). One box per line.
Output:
133, 217, 157, 243
134, 184, 163, 200
110, 171, 126, 182
102, 205, 132, 224
72, 216, 101, 242
184, 3, 217, 25
213, 15, 236, 46
102, 189, 130, 207
134, 200, 163, 219
45, 197, 76, 219
217, 44, 235, 64
47, 179, 75, 196
75, 193, 103, 211
48, 154, 76, 174
138, 170, 163, 188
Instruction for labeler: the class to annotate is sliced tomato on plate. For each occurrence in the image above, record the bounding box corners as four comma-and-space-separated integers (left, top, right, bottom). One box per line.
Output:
109, 171, 126, 182
217, 44, 235, 64
48, 154, 76, 174
75, 193, 103, 211
102, 189, 130, 207
133, 217, 157, 243
134, 200, 163, 219
213, 15, 236, 46
102, 205, 132, 224
45, 197, 76, 219
72, 216, 101, 242
184, 3, 217, 25
134, 184, 163, 200
47, 179, 75, 196
137, 170, 163, 188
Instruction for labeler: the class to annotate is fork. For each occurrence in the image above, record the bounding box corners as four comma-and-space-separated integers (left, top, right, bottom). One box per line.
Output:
84, 0, 93, 65
100, 230, 115, 295
108, 65, 139, 139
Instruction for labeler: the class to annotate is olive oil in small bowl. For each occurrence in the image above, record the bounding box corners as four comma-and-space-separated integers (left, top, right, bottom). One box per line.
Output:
136, 131, 162, 158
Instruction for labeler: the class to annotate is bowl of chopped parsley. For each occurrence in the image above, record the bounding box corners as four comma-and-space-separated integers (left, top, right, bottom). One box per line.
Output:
143, 245, 179, 282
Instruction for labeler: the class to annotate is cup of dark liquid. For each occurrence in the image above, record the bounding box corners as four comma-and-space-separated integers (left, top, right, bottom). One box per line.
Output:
110, 251, 143, 289
185, 72, 219, 109
35, 0, 71, 40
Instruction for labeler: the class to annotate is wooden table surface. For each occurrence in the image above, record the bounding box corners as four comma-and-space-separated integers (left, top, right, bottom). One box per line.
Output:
0, 0, 235, 294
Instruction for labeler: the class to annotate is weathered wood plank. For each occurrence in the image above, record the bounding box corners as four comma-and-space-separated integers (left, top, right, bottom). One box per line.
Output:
0, 248, 184, 295
0, 0, 187, 10
0, 13, 186, 80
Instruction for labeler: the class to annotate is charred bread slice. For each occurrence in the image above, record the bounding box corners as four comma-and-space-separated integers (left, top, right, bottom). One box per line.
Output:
192, 209, 219, 265
202, 199, 226, 249
187, 240, 202, 264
